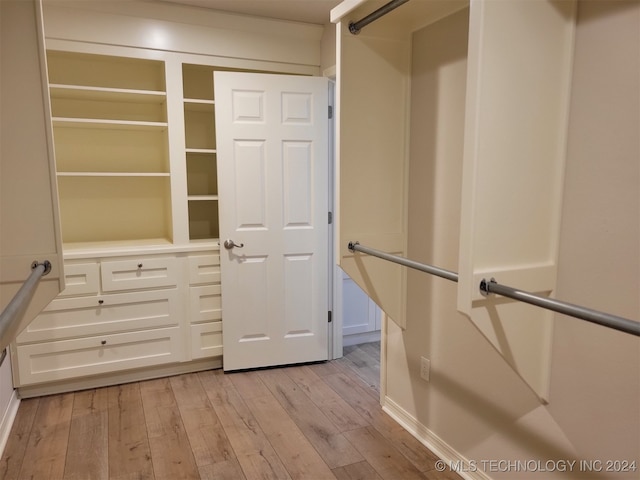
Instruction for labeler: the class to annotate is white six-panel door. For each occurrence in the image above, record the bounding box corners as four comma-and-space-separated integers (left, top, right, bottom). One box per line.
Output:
214, 72, 329, 371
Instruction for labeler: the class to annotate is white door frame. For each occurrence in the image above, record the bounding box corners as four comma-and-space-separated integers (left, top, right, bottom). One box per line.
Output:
326, 72, 342, 361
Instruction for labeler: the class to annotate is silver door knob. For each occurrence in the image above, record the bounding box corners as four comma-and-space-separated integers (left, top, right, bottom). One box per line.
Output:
223, 239, 244, 249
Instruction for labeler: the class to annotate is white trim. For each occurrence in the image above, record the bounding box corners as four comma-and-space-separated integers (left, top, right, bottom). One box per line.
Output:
330, 0, 367, 23
43, 2, 321, 68
382, 396, 492, 480
0, 390, 20, 457
343, 330, 380, 347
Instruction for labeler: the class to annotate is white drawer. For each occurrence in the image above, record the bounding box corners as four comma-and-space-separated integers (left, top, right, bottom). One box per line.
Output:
101, 257, 178, 292
59, 262, 99, 296
190, 322, 222, 360
188, 254, 220, 285
189, 285, 222, 324
17, 289, 180, 343
15, 327, 182, 386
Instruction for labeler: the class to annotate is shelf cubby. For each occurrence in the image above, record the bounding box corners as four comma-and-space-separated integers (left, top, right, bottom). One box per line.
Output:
53, 126, 169, 174
57, 176, 173, 245
188, 200, 219, 240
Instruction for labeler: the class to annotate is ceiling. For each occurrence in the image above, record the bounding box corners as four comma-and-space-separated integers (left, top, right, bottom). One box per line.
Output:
159, 0, 342, 25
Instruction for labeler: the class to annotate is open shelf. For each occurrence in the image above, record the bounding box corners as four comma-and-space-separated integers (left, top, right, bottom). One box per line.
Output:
188, 200, 219, 240
57, 176, 173, 244
184, 103, 216, 150
50, 84, 166, 103
53, 122, 169, 174
47, 51, 165, 91
52, 118, 168, 130
186, 151, 217, 196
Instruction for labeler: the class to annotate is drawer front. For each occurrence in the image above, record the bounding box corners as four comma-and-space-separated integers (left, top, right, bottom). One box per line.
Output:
189, 285, 222, 324
17, 289, 180, 343
15, 327, 182, 386
190, 322, 222, 360
188, 254, 220, 285
59, 262, 100, 296
101, 257, 178, 292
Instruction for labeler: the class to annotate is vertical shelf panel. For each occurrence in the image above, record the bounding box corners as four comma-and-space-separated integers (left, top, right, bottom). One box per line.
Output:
457, 0, 576, 399
336, 13, 412, 328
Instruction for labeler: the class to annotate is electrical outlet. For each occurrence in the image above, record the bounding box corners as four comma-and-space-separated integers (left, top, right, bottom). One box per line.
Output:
420, 356, 431, 382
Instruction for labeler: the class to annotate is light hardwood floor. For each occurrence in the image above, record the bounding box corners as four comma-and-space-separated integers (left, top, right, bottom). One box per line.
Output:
0, 342, 462, 479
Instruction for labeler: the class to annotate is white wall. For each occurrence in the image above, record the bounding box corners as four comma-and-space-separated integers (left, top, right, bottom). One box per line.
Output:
385, 2, 639, 479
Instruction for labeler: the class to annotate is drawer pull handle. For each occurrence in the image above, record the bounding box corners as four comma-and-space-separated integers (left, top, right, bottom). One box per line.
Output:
98, 300, 104, 305
137, 263, 143, 268
101, 340, 107, 345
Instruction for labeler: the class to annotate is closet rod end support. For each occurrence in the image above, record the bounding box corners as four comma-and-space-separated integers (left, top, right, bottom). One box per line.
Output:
479, 277, 496, 297
31, 260, 52, 276
347, 241, 359, 252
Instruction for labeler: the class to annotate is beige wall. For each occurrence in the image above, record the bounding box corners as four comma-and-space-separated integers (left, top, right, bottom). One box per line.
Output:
387, 2, 639, 478
321, 22, 336, 74
549, 0, 639, 465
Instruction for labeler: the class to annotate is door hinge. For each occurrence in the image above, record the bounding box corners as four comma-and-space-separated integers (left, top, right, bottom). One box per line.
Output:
328, 311, 333, 323
328, 211, 333, 224
328, 105, 333, 119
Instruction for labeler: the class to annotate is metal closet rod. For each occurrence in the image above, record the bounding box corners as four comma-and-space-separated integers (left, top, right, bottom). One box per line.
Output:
0, 260, 52, 344
347, 241, 640, 337
348, 0, 411, 34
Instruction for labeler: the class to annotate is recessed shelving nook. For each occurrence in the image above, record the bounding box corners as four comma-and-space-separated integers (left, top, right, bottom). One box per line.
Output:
48, 51, 172, 248
183, 63, 219, 241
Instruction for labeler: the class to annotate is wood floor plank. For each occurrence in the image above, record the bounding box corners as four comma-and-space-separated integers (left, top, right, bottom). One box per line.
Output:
332, 460, 384, 480
198, 369, 292, 480
107, 382, 154, 480
169, 373, 236, 468
244, 393, 336, 480
357, 342, 381, 363
0, 397, 39, 479
284, 365, 369, 433
258, 368, 363, 469
18, 392, 74, 479
335, 353, 380, 397
63, 388, 108, 480
306, 361, 342, 377
343, 426, 427, 480
324, 372, 440, 473
197, 458, 246, 480
328, 360, 379, 401
226, 370, 270, 400
139, 377, 200, 480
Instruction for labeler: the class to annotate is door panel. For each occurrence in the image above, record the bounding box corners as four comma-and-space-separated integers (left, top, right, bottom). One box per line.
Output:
215, 72, 329, 371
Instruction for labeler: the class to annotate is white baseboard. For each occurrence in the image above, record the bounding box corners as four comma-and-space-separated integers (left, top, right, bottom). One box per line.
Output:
383, 396, 492, 480
343, 330, 381, 347
0, 390, 20, 457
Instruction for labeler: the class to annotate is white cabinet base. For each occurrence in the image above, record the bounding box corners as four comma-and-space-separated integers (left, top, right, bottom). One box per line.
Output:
14, 356, 221, 399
